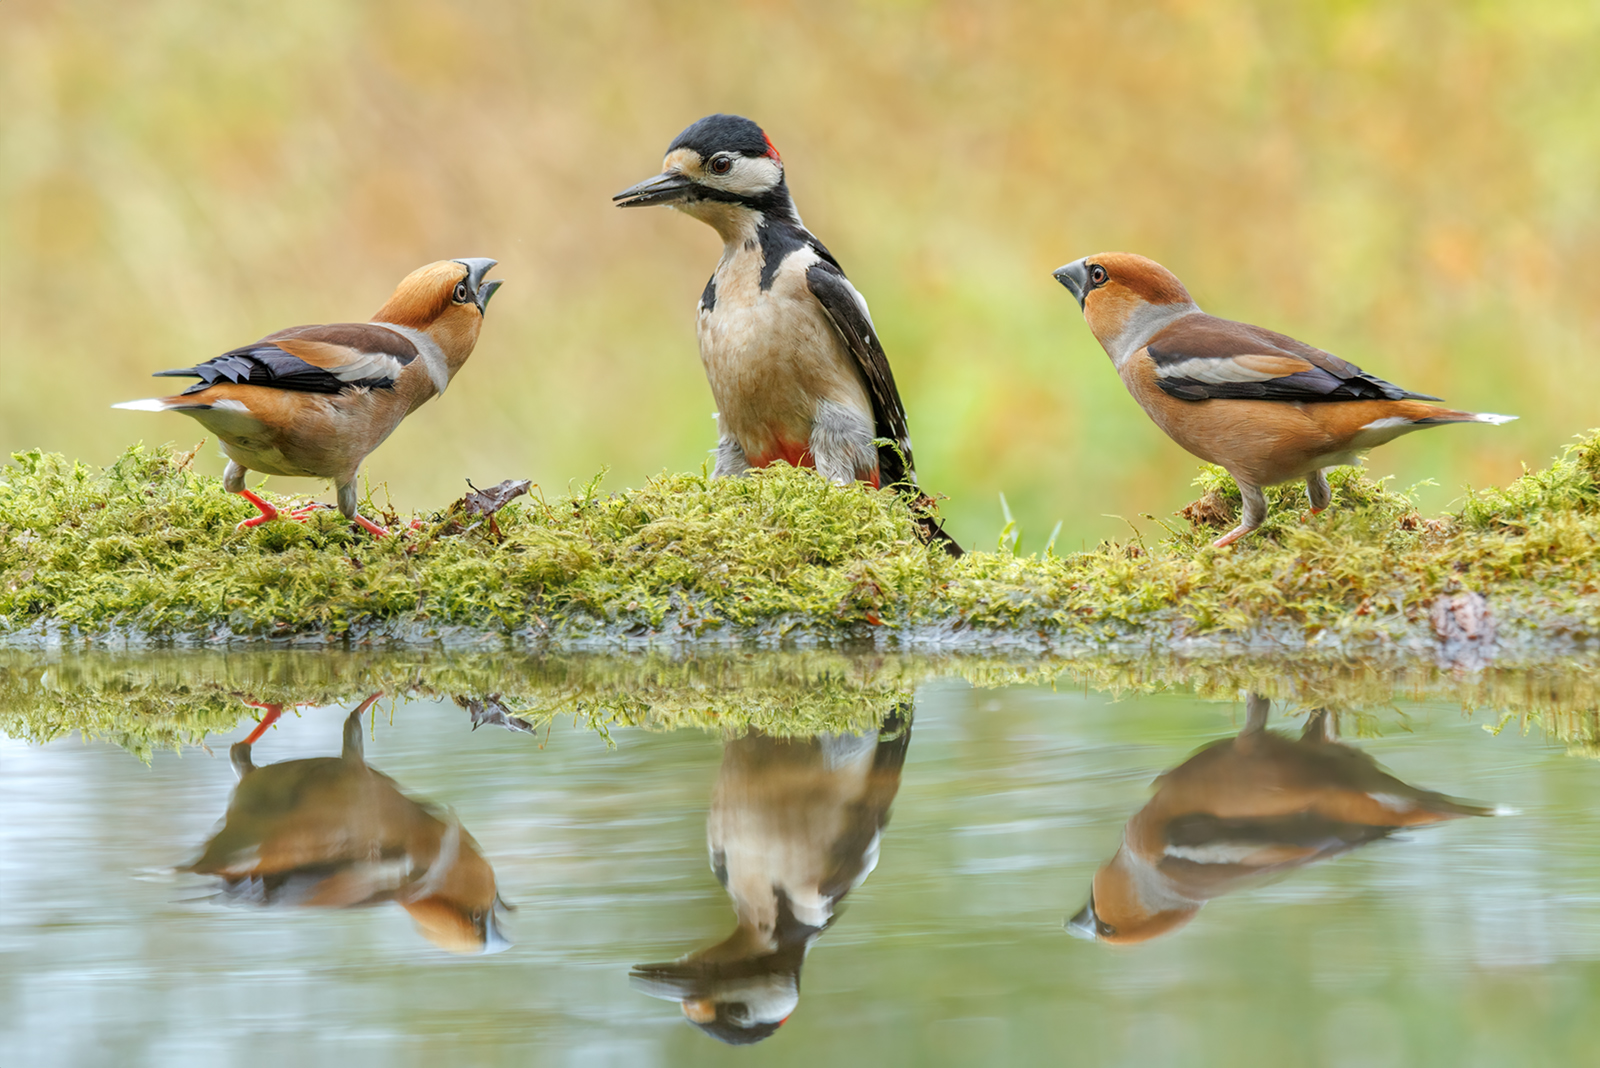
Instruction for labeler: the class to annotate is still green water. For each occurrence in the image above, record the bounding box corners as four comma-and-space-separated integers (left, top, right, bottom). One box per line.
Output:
3, 656, 1598, 1066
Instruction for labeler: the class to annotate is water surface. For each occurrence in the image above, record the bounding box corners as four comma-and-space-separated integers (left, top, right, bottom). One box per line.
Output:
4, 654, 1600, 1066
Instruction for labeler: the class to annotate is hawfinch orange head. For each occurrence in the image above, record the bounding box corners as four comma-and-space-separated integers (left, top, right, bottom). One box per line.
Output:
1053, 253, 1198, 355
1065, 845, 1199, 945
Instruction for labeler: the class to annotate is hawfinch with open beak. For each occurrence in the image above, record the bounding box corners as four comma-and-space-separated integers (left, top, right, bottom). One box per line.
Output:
1053, 253, 1515, 546
1067, 694, 1498, 945
115, 258, 503, 537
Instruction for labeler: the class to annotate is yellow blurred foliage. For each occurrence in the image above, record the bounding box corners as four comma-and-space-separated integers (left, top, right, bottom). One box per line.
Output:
3, 0, 1597, 549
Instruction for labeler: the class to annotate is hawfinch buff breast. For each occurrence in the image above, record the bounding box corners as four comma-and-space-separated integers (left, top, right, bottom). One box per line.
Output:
1054, 253, 1515, 546
115, 258, 502, 537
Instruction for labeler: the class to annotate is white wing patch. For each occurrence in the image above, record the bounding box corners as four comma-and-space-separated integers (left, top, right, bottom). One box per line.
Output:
331, 349, 407, 384
1156, 355, 1296, 385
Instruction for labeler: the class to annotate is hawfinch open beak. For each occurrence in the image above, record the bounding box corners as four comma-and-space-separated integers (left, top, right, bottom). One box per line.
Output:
613, 170, 695, 208
452, 257, 503, 312
1065, 897, 1100, 941
1053, 260, 1091, 309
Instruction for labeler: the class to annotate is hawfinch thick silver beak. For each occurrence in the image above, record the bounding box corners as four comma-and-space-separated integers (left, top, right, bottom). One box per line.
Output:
613, 170, 695, 208
1053, 260, 1091, 309
1065, 898, 1100, 941
452, 257, 502, 312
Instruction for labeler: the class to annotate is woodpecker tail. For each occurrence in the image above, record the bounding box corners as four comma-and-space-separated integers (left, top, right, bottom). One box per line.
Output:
908, 494, 963, 557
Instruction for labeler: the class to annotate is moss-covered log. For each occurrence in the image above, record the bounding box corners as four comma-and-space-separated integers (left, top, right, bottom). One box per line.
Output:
3, 432, 1600, 656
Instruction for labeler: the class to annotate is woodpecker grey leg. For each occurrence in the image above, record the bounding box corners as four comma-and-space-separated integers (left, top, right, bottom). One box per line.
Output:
810, 400, 878, 485
1213, 480, 1268, 548
1306, 469, 1332, 513
712, 432, 750, 479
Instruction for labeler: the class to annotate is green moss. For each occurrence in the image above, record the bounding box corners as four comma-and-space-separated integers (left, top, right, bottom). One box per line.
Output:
3, 431, 1600, 649
6, 649, 1600, 760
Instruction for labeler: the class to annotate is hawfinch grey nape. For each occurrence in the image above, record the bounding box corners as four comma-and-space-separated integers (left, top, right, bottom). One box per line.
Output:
1053, 253, 1515, 547
114, 258, 503, 537
615, 113, 961, 555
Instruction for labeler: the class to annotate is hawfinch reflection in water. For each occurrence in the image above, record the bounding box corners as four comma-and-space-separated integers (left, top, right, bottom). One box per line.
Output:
632, 706, 911, 1045
1069, 694, 1499, 945
183, 693, 510, 954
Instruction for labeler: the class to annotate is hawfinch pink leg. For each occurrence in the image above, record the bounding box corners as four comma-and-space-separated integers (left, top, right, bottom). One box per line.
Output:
352, 514, 390, 538
1213, 481, 1268, 548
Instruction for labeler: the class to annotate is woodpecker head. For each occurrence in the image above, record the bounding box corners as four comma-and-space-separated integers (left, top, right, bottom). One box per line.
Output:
614, 114, 794, 238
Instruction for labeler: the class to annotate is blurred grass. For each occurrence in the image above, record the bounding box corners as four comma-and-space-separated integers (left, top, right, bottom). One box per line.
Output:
3, 0, 1597, 549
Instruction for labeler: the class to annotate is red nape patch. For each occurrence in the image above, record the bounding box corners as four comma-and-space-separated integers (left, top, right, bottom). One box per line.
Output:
763, 132, 781, 161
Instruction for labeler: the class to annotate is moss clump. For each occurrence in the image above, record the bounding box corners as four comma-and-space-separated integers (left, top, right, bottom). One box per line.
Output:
3, 431, 1600, 651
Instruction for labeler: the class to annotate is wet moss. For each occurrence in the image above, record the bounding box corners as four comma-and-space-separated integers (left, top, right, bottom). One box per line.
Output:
2, 431, 1599, 649
5, 649, 1600, 759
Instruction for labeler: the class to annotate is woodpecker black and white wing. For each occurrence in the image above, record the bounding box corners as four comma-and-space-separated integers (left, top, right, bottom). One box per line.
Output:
803, 260, 916, 488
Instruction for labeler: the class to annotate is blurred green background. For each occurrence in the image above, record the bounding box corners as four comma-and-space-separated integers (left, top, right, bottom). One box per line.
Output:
4, 0, 1597, 550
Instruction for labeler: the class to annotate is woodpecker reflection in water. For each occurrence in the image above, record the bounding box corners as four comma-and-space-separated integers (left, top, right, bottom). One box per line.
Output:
1069, 693, 1500, 945
631, 705, 912, 1045
182, 693, 511, 954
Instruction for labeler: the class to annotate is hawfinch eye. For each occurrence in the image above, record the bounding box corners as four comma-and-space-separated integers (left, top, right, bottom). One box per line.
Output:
453, 282, 470, 303
709, 155, 733, 175
1089, 265, 1108, 286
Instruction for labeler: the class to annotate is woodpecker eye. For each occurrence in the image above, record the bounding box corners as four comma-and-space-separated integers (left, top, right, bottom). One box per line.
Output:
709, 155, 734, 175
453, 281, 470, 303
1089, 264, 1108, 286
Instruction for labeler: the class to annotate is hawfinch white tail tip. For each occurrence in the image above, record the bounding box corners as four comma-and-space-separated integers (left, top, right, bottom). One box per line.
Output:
1475, 413, 1518, 425
112, 398, 172, 411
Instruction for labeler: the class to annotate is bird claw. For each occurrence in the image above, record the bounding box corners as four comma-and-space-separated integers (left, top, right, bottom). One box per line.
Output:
353, 514, 390, 538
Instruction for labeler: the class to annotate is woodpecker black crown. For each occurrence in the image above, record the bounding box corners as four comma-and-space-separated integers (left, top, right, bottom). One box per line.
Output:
668, 114, 776, 159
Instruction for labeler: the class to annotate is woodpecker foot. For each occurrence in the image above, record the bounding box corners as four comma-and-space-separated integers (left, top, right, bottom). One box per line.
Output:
1212, 524, 1258, 548
353, 513, 390, 538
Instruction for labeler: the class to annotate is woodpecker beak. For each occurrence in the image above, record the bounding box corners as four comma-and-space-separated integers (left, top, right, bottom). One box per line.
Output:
1053, 260, 1091, 309
613, 170, 695, 208
1065, 897, 1100, 941
452, 257, 502, 313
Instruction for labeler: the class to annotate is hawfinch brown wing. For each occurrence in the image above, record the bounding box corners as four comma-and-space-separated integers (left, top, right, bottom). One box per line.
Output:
153, 323, 424, 396
1145, 315, 1442, 404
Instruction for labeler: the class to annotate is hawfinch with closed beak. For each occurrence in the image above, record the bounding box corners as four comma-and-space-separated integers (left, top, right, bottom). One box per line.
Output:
115, 258, 503, 537
1053, 253, 1515, 546
1067, 694, 1498, 945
